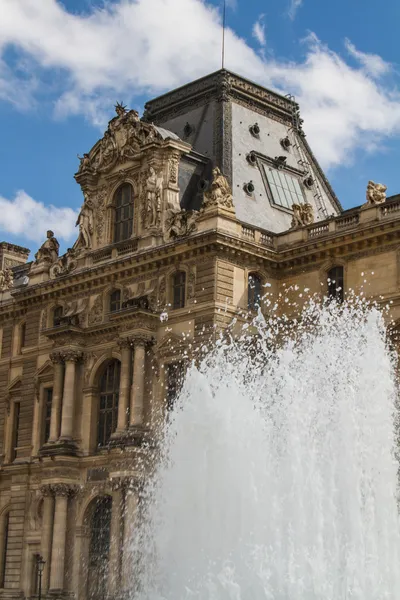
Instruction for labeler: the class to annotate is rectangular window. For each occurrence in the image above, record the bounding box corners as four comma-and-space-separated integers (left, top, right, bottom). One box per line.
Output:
165, 362, 185, 412
264, 166, 304, 210
43, 388, 53, 445
11, 402, 21, 461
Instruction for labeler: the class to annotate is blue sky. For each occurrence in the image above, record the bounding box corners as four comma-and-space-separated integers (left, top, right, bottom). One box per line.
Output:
1, 0, 400, 256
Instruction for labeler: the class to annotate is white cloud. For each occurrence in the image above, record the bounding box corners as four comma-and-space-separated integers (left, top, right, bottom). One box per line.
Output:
252, 14, 266, 47
0, 0, 399, 171
288, 0, 303, 20
0, 191, 78, 244
345, 39, 391, 78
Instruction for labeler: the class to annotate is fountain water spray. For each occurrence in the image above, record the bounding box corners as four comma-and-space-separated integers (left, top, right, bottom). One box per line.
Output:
130, 297, 400, 600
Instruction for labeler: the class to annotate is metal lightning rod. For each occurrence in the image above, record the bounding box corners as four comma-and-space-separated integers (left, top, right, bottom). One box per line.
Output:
221, 0, 226, 69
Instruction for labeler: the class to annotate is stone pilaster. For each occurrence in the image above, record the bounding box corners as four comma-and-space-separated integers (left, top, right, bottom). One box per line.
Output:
129, 338, 147, 428
47, 484, 78, 594
122, 479, 140, 591
48, 352, 64, 443
116, 340, 132, 433
40, 486, 55, 593
108, 481, 124, 596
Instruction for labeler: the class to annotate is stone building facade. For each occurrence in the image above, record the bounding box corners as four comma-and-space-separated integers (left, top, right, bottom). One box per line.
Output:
0, 69, 400, 600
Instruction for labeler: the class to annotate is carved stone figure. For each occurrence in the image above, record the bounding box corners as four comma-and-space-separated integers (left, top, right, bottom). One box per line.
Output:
203, 167, 234, 209
77, 153, 93, 173
0, 268, 13, 292
291, 203, 315, 228
142, 167, 162, 230
50, 248, 77, 278
34, 230, 59, 264
366, 180, 387, 205
166, 208, 199, 239
76, 193, 94, 249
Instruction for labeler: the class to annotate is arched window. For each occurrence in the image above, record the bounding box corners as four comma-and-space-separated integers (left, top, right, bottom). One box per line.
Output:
97, 361, 120, 447
109, 290, 121, 313
53, 306, 63, 327
114, 183, 133, 243
248, 273, 262, 310
327, 266, 344, 303
0, 512, 9, 587
88, 497, 112, 600
172, 271, 186, 309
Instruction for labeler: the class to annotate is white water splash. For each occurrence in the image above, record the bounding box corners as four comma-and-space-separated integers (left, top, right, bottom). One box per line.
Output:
131, 299, 400, 600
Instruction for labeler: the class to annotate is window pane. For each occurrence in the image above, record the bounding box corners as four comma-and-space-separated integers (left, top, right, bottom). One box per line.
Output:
114, 184, 133, 243
98, 361, 120, 447
265, 166, 304, 209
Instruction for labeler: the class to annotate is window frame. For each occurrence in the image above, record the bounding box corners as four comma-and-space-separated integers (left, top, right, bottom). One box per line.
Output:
0, 512, 9, 587
53, 306, 63, 328
113, 183, 134, 243
248, 273, 262, 311
262, 164, 306, 212
97, 361, 120, 448
327, 265, 344, 303
172, 271, 186, 310
109, 289, 121, 314
11, 401, 21, 462
42, 387, 53, 446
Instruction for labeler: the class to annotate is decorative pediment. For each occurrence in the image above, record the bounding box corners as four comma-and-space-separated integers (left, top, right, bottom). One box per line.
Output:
75, 105, 165, 183
7, 376, 22, 395
34, 361, 54, 380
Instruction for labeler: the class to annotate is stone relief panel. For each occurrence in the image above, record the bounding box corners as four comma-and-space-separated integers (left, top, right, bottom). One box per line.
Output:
88, 294, 104, 326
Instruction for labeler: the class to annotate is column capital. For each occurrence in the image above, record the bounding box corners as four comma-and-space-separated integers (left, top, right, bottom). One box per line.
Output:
129, 333, 155, 348
118, 338, 133, 350
110, 475, 144, 493
49, 351, 64, 364
41, 483, 81, 497
60, 350, 83, 363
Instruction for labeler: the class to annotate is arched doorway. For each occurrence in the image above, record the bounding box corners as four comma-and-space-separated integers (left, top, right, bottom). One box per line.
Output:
87, 496, 112, 600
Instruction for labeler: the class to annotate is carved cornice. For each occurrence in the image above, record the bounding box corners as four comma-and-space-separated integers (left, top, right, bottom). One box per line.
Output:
110, 476, 144, 493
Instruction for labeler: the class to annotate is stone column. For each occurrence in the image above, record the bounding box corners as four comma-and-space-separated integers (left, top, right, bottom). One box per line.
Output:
49, 353, 64, 443
59, 351, 82, 440
108, 483, 124, 596
40, 487, 55, 592
49, 484, 76, 592
122, 482, 139, 590
116, 340, 132, 433
130, 339, 146, 427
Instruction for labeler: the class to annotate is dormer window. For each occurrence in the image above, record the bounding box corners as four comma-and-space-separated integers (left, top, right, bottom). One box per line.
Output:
327, 266, 344, 303
114, 183, 133, 243
264, 166, 304, 210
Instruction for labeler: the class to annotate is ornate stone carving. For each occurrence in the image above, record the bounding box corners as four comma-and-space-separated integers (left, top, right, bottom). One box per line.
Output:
169, 153, 179, 184
94, 186, 108, 244
88, 294, 103, 325
291, 203, 314, 228
88, 106, 162, 176
203, 167, 234, 210
61, 350, 83, 363
34, 230, 60, 265
0, 268, 13, 292
40, 483, 80, 497
366, 180, 387, 205
50, 351, 64, 364
50, 248, 77, 278
40, 309, 48, 332
75, 192, 94, 250
77, 153, 94, 174
141, 167, 162, 230
165, 208, 199, 239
